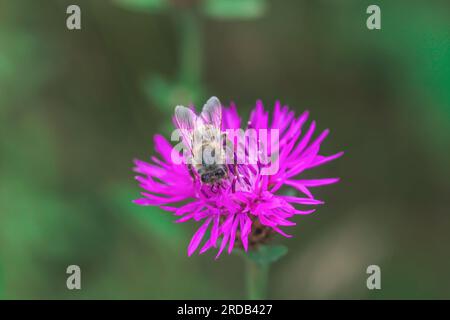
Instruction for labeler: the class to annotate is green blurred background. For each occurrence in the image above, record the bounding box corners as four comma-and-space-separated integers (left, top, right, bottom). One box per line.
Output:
0, 0, 449, 299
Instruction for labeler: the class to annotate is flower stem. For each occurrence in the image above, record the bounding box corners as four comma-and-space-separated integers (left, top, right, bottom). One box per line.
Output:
245, 258, 269, 300
176, 9, 203, 87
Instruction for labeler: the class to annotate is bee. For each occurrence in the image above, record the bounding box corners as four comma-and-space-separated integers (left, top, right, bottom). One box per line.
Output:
174, 96, 229, 185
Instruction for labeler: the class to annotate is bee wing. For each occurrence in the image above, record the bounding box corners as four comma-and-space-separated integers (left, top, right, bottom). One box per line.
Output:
200, 96, 222, 128
174, 105, 197, 152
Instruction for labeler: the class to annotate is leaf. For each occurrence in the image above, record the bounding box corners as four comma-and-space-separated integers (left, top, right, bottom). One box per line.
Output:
202, 0, 267, 20
144, 75, 204, 113
242, 245, 288, 266
113, 0, 168, 13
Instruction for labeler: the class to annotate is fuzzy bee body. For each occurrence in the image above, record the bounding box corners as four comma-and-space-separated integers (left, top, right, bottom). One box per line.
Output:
175, 97, 230, 186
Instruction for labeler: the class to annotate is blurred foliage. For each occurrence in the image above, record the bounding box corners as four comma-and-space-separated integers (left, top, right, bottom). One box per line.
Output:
108, 185, 187, 249
144, 75, 204, 116
114, 0, 169, 13
114, 0, 267, 19
202, 0, 267, 20
0, 262, 3, 299
385, 2, 450, 166
0, 0, 449, 299
114, 0, 267, 121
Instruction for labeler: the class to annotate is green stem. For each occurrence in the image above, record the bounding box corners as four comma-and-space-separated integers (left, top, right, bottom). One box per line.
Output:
176, 9, 203, 87
245, 258, 269, 300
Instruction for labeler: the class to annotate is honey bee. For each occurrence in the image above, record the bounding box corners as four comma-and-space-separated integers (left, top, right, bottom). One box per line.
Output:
174, 96, 229, 185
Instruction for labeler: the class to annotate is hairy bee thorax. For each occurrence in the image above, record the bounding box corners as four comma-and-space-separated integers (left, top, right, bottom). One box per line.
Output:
190, 126, 229, 184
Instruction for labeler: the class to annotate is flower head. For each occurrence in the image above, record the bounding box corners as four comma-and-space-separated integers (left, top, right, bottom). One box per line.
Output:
133, 98, 343, 258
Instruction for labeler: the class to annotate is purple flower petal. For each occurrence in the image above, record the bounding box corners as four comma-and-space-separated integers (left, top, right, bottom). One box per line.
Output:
188, 218, 212, 256
280, 196, 324, 205
228, 216, 240, 254
286, 178, 340, 188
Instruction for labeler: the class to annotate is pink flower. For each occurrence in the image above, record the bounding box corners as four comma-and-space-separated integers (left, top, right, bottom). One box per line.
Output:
133, 99, 343, 258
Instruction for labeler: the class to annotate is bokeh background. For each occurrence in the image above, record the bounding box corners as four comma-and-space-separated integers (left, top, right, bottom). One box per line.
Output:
1, 0, 449, 299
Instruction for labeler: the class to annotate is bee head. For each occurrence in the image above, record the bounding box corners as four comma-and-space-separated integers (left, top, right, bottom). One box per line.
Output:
200, 173, 210, 183
214, 168, 226, 178
200, 167, 226, 184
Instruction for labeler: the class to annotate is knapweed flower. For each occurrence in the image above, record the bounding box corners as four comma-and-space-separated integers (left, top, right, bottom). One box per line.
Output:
133, 97, 343, 258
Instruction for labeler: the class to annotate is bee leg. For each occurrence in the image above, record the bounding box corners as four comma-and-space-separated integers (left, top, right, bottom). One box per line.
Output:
226, 163, 237, 193
188, 164, 196, 181
221, 133, 228, 148
201, 188, 209, 198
